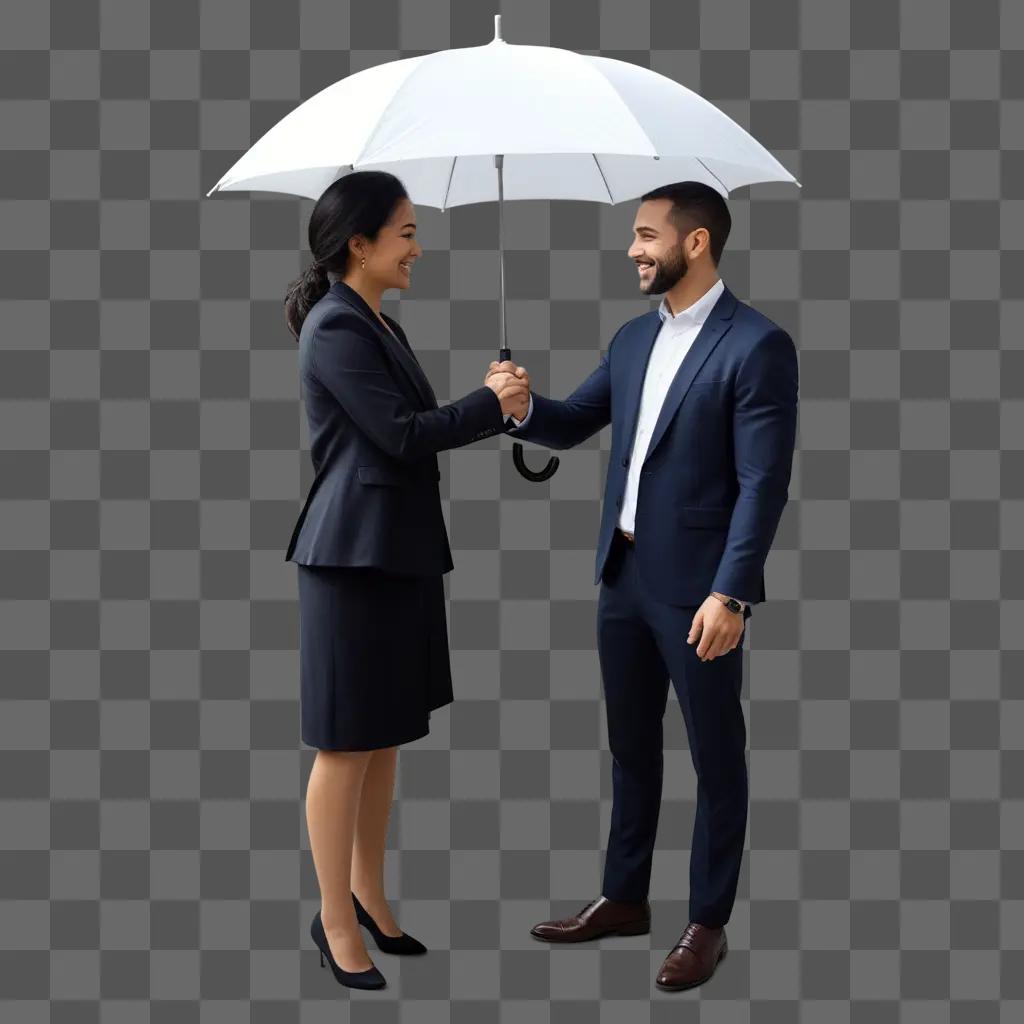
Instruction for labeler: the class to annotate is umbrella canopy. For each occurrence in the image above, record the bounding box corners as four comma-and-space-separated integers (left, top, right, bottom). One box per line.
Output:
207, 15, 799, 482
207, 16, 798, 205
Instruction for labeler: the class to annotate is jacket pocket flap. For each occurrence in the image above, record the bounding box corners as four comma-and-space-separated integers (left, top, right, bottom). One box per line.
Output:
357, 465, 403, 486
678, 505, 733, 528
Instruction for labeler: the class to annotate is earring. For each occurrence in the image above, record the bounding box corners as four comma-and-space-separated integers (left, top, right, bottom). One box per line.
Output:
361, 256, 366, 269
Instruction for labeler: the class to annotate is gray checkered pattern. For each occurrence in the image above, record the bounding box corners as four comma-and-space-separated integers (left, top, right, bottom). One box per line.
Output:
1, 0, 1021, 1019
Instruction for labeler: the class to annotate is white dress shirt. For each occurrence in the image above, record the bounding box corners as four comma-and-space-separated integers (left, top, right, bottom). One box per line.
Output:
617, 277, 724, 534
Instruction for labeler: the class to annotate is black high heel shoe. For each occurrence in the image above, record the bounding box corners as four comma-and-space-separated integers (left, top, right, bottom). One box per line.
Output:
310, 909, 386, 990
352, 892, 428, 955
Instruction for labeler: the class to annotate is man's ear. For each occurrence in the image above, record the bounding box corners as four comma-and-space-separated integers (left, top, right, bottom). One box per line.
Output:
690, 226, 710, 259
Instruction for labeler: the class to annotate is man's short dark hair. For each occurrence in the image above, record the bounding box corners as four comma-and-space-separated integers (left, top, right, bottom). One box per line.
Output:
639, 181, 731, 266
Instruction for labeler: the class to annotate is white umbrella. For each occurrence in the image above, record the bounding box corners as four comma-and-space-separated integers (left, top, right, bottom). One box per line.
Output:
207, 14, 799, 479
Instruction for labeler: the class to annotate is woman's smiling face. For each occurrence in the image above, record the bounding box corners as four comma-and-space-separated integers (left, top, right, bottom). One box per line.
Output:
358, 197, 424, 291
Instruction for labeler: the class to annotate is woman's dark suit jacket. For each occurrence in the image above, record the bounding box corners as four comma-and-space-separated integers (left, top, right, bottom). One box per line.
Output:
284, 278, 513, 575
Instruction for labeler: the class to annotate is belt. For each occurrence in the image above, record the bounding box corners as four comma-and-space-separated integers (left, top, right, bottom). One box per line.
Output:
618, 528, 635, 543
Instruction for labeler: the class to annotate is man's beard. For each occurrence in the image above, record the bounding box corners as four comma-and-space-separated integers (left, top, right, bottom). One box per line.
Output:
641, 248, 688, 294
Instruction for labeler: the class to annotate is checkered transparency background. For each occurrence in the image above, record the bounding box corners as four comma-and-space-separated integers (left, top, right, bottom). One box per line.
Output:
2, 0, 1023, 1020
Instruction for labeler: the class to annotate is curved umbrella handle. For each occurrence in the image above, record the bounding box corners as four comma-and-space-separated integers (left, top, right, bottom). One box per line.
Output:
497, 347, 559, 481
512, 442, 559, 481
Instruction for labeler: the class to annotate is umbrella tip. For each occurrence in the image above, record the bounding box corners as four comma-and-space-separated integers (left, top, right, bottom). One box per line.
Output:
494, 14, 502, 41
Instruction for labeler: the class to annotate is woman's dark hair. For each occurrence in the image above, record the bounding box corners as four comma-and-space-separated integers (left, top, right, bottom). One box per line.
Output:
639, 180, 731, 266
284, 170, 410, 340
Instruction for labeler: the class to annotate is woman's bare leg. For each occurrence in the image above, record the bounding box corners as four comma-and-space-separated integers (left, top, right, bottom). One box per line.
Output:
305, 748, 376, 970
351, 745, 403, 937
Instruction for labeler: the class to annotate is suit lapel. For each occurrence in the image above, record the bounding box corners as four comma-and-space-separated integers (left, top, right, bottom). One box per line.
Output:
619, 316, 661, 467
328, 280, 437, 410
621, 286, 738, 468
379, 313, 439, 407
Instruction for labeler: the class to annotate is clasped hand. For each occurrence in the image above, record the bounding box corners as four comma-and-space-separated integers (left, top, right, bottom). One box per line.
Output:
484, 360, 530, 420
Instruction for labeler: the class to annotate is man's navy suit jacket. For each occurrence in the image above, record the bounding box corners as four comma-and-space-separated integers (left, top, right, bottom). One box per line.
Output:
284, 279, 510, 575
507, 283, 799, 608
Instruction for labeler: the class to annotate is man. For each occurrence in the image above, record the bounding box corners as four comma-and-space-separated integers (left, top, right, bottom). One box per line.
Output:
486, 181, 799, 992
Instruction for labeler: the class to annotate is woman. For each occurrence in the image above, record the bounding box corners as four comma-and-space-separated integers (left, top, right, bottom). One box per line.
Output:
283, 170, 528, 990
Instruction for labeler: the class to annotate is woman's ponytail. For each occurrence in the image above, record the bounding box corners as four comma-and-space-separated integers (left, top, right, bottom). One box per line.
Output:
284, 260, 330, 341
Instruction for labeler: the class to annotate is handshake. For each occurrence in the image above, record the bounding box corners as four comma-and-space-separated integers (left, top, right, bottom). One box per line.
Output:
484, 360, 531, 421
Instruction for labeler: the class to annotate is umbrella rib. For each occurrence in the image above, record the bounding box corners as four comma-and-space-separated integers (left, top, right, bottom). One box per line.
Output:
592, 154, 614, 203
695, 156, 729, 196
442, 155, 457, 211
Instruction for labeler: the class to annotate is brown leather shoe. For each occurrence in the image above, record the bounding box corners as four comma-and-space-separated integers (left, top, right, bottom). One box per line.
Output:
530, 896, 650, 943
655, 922, 728, 991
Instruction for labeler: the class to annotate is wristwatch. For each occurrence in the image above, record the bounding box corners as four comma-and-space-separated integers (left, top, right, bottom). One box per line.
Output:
711, 591, 745, 614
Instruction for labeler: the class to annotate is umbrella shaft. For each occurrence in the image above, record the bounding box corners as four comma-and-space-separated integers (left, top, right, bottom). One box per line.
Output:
495, 154, 507, 356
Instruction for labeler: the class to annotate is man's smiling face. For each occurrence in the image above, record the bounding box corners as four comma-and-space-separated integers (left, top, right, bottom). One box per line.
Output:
628, 198, 690, 295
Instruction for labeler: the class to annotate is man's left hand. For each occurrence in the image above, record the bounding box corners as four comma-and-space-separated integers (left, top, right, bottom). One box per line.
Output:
688, 595, 744, 661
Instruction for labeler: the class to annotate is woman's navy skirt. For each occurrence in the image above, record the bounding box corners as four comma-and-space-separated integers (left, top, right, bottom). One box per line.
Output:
296, 564, 454, 751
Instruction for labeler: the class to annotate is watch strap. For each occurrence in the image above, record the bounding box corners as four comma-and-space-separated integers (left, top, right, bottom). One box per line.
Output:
712, 591, 744, 613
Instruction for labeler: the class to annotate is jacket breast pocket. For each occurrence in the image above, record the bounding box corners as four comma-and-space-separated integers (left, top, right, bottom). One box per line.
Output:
686, 378, 728, 402
357, 465, 404, 487
683, 378, 729, 421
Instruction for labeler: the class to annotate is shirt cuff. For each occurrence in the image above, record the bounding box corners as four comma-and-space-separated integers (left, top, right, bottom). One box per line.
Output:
507, 392, 534, 429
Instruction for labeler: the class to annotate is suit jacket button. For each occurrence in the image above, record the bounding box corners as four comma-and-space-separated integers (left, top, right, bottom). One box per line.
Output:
621, 457, 628, 467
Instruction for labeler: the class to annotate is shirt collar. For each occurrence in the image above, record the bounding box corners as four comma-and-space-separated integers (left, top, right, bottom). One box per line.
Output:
657, 278, 725, 330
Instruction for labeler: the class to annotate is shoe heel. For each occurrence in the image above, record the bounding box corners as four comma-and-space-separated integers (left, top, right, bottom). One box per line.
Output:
616, 919, 650, 936
351, 892, 428, 955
